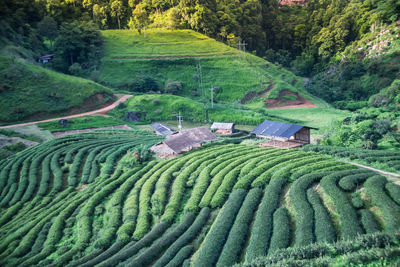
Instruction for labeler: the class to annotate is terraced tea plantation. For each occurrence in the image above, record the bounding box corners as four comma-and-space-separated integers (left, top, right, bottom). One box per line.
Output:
0, 132, 399, 266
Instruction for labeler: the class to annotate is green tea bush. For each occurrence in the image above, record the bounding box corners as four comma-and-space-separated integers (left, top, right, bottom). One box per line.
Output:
125, 213, 196, 266
246, 177, 286, 262
217, 188, 263, 266
233, 150, 290, 189
351, 192, 364, 209
320, 170, 365, 240
193, 189, 246, 267
359, 209, 380, 234
134, 160, 176, 239
78, 242, 125, 267
307, 189, 336, 243
154, 208, 210, 267
96, 222, 170, 267
242, 232, 398, 266
385, 182, 400, 205
251, 151, 304, 187
364, 175, 400, 233
339, 172, 375, 191
165, 245, 194, 267
268, 207, 291, 254
290, 172, 328, 246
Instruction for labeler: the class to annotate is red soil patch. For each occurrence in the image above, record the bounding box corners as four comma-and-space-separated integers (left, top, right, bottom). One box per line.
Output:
265, 90, 319, 109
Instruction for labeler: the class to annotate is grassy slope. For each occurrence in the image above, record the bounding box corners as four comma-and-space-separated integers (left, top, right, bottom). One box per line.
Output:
0, 55, 114, 124
100, 29, 348, 131
99, 29, 327, 104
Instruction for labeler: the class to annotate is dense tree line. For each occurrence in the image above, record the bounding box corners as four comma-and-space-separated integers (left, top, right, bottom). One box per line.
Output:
0, 0, 399, 101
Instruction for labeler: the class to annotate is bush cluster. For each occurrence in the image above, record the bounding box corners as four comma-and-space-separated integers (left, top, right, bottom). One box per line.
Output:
364, 175, 400, 233
193, 189, 247, 267
217, 188, 263, 266
246, 177, 286, 262
320, 170, 366, 240
306, 189, 336, 244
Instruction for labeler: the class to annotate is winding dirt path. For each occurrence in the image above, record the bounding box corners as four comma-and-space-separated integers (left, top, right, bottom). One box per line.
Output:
347, 161, 400, 179
0, 94, 133, 129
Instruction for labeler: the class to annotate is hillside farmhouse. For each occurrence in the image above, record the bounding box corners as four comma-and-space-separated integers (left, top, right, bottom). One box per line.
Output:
251, 120, 314, 149
151, 123, 176, 136
38, 54, 54, 63
211, 122, 235, 135
150, 127, 217, 158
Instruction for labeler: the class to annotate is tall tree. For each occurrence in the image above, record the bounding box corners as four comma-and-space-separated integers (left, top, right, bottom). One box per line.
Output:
129, 3, 149, 34
37, 16, 58, 49
110, 0, 125, 29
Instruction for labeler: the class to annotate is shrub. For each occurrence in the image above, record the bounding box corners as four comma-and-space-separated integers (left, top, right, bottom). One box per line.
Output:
164, 79, 182, 94
246, 177, 286, 262
165, 245, 194, 267
320, 170, 366, 240
351, 192, 364, 209
359, 209, 380, 234
364, 175, 400, 233
339, 172, 375, 191
307, 189, 336, 243
217, 188, 263, 266
134, 160, 176, 239
154, 208, 210, 267
125, 213, 196, 267
193, 189, 246, 267
96, 222, 170, 267
385, 182, 400, 205
268, 207, 291, 254
290, 172, 329, 246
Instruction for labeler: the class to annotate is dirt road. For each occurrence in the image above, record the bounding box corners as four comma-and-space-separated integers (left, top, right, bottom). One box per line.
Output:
0, 94, 133, 129
347, 161, 400, 179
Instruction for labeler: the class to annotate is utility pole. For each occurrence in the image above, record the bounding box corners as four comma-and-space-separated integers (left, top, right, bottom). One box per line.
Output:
209, 86, 214, 109
177, 111, 183, 131
242, 41, 247, 62
196, 60, 203, 98
237, 40, 247, 62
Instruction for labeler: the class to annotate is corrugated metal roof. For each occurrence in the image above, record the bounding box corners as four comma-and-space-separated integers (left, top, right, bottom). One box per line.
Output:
251, 120, 305, 138
211, 122, 235, 130
151, 123, 176, 136
164, 127, 217, 153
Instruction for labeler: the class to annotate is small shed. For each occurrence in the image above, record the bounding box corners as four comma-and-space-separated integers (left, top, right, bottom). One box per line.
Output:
150, 127, 217, 158
151, 123, 176, 136
211, 122, 235, 135
251, 120, 314, 148
38, 54, 54, 63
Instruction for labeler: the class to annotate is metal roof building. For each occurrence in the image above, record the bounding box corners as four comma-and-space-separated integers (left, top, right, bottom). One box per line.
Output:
251, 120, 312, 148
151, 123, 176, 136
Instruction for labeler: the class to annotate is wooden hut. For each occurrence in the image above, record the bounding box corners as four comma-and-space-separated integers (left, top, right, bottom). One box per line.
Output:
251, 120, 314, 149
38, 54, 54, 63
150, 127, 217, 158
210, 122, 235, 135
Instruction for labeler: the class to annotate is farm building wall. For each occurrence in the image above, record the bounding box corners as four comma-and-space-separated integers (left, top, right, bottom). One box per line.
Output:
216, 129, 233, 135
294, 128, 310, 143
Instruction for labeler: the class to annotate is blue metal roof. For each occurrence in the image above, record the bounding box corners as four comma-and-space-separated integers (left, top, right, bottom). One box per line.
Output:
151, 123, 176, 136
251, 120, 305, 138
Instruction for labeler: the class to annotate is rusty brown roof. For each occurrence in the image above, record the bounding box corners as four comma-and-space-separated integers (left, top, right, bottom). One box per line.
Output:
163, 127, 217, 153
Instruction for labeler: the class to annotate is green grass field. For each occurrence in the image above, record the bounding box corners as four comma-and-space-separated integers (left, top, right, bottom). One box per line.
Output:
99, 29, 327, 106
37, 115, 125, 132
0, 56, 113, 124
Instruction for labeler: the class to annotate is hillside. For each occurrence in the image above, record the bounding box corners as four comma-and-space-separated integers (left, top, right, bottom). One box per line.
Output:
0, 56, 114, 124
99, 29, 325, 106
0, 132, 399, 266
99, 29, 350, 130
